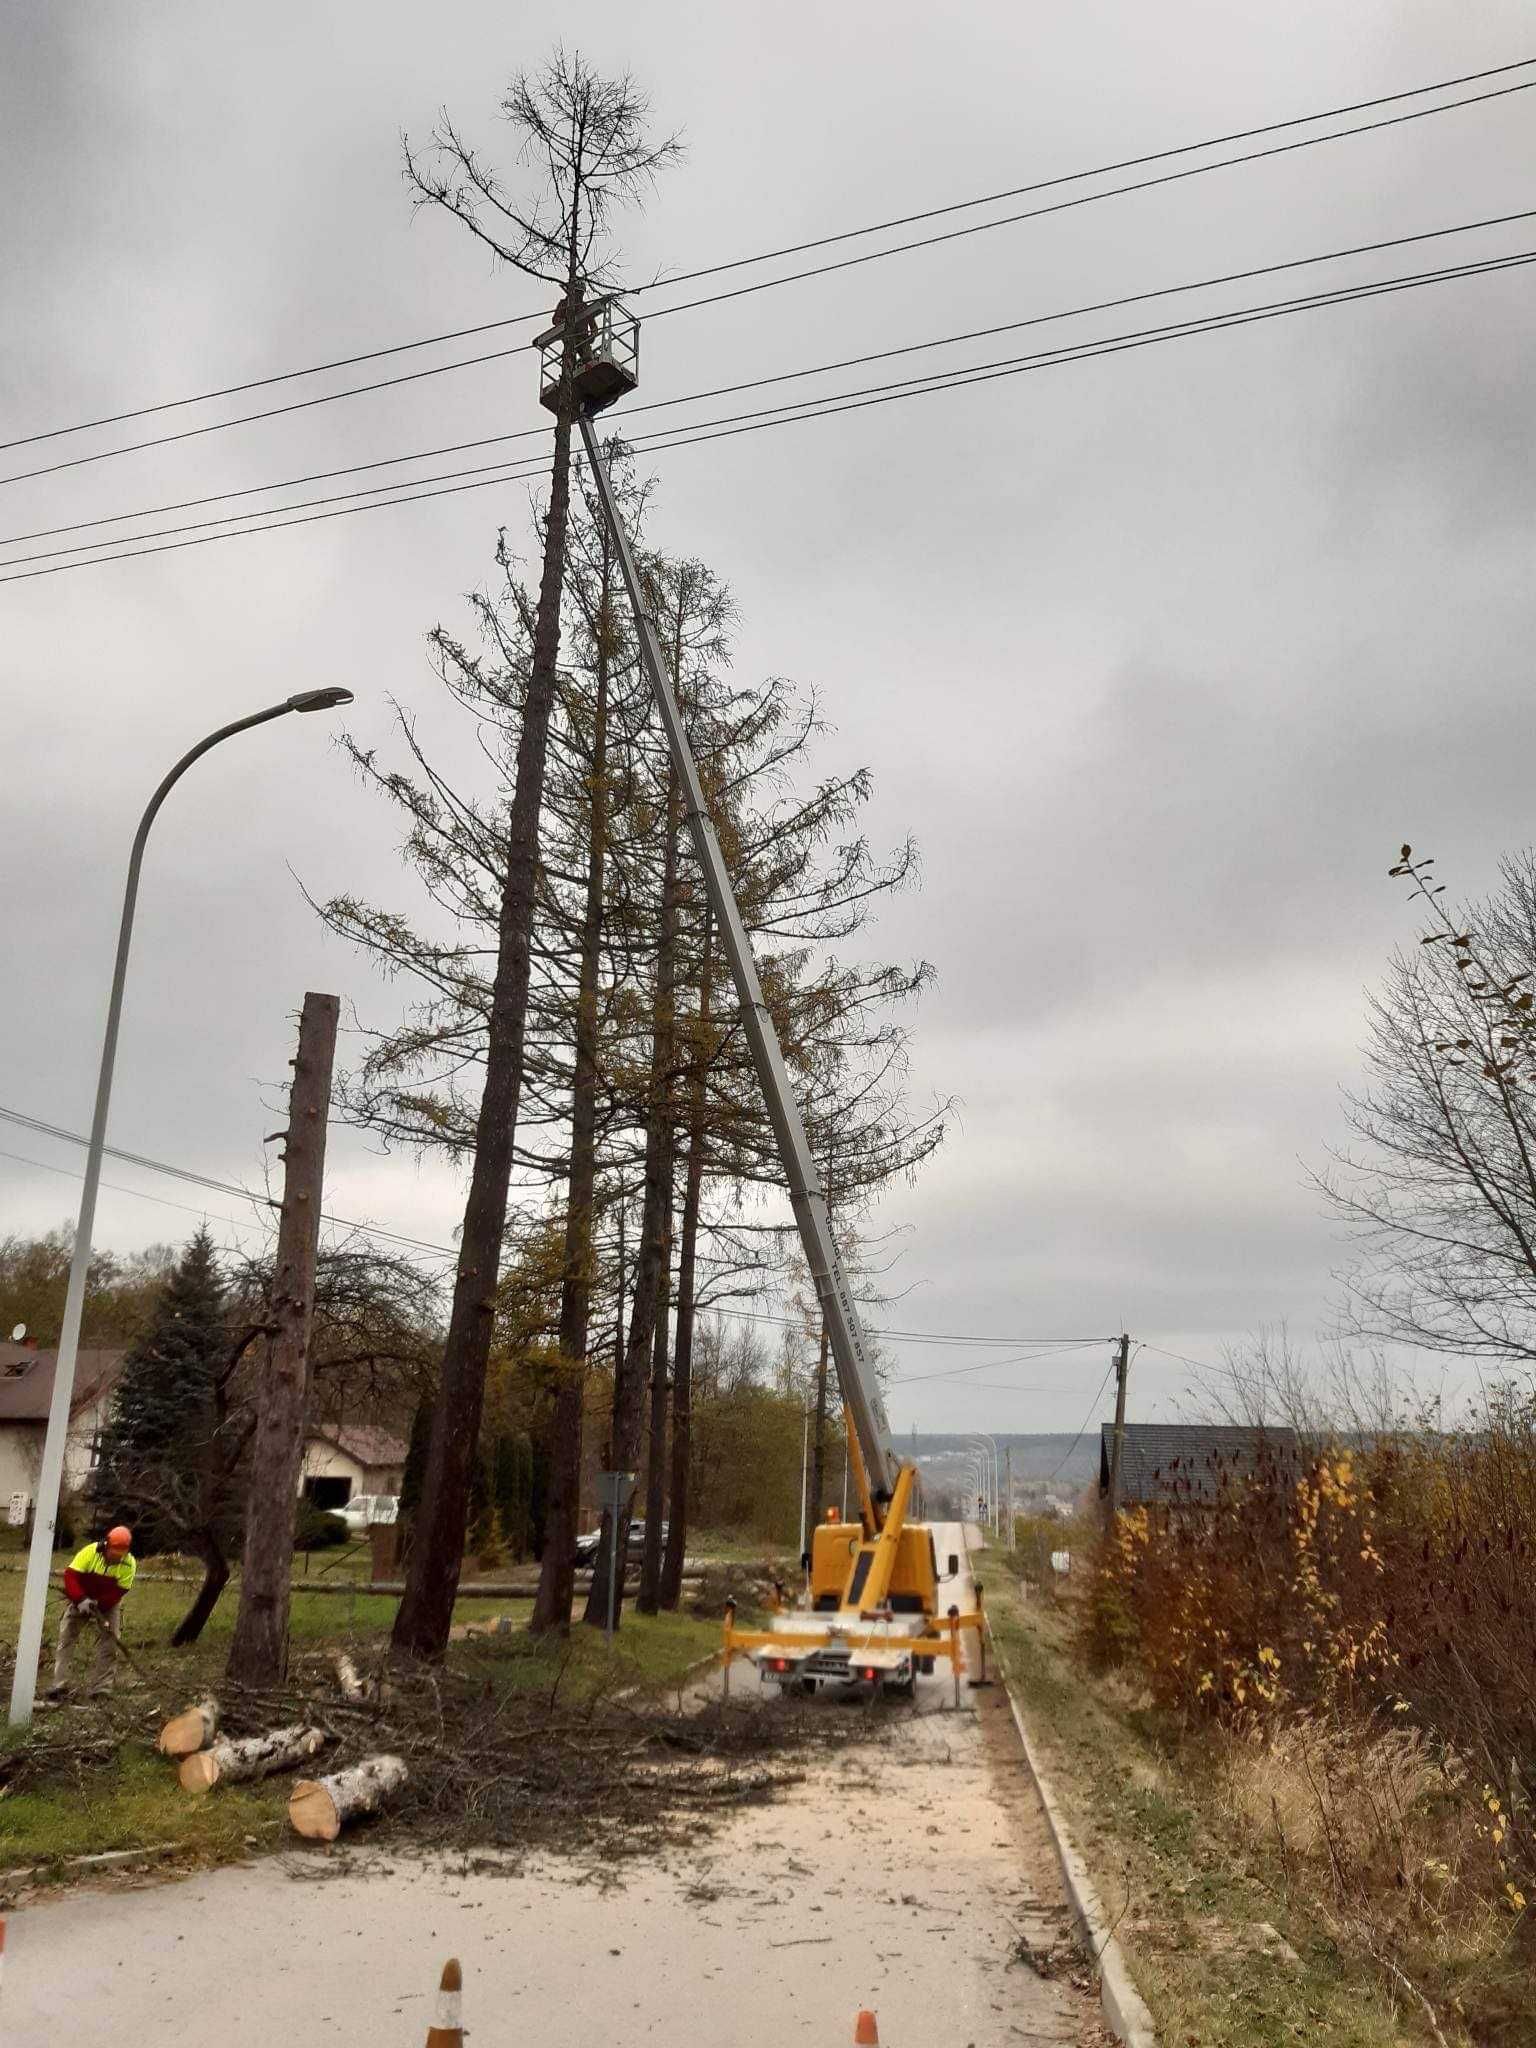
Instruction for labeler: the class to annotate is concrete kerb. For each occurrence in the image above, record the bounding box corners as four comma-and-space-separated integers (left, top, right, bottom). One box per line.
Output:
986, 1617, 1159, 2048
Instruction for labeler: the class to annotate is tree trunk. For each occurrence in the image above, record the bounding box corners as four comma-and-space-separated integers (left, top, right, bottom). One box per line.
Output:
583, 765, 681, 1629
170, 1525, 232, 1647
179, 1725, 327, 1794
288, 1754, 407, 1840
636, 1208, 673, 1614
157, 1697, 219, 1758
810, 1318, 830, 1526
392, 396, 577, 1664
660, 916, 712, 1610
531, 552, 612, 1637
226, 991, 339, 1684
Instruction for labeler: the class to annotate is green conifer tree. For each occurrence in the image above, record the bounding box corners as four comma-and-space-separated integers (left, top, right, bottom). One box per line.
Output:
93, 1228, 231, 1555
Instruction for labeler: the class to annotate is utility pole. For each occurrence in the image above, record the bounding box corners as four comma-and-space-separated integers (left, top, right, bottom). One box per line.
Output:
227, 992, 339, 1687
1107, 1333, 1131, 1519
1005, 1445, 1014, 1548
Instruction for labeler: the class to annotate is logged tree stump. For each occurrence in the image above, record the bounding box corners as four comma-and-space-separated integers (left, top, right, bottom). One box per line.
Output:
178, 1725, 327, 1794
288, 1754, 407, 1840
157, 1698, 220, 1759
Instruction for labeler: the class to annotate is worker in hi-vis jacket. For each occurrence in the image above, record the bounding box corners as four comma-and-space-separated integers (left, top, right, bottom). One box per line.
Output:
49, 1525, 136, 1696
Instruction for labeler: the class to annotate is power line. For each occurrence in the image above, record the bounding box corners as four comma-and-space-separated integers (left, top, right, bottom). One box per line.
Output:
639, 77, 1536, 326
0, 1104, 457, 1261
11, 204, 1529, 559
6, 55, 1529, 461
646, 57, 1536, 291
5, 66, 1530, 490
0, 1103, 1102, 1351
5, 241, 1530, 587
0, 1143, 265, 1233
1047, 1362, 1118, 1477
890, 1344, 1107, 1385
0, 338, 535, 493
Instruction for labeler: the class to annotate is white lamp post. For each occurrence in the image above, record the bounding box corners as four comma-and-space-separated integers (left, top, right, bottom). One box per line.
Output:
7, 688, 354, 1728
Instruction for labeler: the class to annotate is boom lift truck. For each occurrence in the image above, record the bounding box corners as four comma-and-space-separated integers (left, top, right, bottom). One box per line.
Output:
536, 300, 982, 1700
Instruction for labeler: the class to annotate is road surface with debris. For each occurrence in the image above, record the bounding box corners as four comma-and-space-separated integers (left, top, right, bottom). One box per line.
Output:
6, 1529, 1108, 2047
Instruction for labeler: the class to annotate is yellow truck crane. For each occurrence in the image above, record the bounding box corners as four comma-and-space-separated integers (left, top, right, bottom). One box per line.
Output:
548, 301, 982, 1700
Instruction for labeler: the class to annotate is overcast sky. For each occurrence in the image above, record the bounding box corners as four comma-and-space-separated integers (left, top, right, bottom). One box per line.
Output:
4, 2, 1534, 1436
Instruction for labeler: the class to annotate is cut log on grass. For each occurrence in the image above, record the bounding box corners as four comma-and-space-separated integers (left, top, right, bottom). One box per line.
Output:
157, 1698, 220, 1759
333, 1652, 367, 1702
288, 1754, 407, 1841
178, 1725, 328, 1794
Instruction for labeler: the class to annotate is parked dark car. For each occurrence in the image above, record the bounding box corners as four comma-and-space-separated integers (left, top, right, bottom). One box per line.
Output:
574, 1519, 668, 1564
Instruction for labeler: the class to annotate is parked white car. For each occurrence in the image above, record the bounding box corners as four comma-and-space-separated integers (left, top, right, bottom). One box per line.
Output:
340, 1493, 399, 1534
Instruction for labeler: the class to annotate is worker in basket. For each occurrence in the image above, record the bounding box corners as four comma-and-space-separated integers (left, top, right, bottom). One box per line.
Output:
49, 1524, 136, 1697
552, 288, 597, 369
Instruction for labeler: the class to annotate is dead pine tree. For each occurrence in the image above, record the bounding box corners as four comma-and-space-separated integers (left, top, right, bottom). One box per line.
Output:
391, 54, 680, 1661
227, 993, 339, 1686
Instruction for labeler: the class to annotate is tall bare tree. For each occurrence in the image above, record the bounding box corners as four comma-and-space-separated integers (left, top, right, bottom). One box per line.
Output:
1322, 845, 1536, 1365
390, 54, 679, 1660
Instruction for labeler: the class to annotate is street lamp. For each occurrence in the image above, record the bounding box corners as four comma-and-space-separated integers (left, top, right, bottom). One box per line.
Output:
969, 1434, 1000, 1535
7, 688, 354, 1728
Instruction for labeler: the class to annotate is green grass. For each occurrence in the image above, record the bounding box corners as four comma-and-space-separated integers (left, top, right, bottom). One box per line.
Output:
0, 1748, 291, 1875
684, 1528, 797, 1566
986, 1556, 1427, 2047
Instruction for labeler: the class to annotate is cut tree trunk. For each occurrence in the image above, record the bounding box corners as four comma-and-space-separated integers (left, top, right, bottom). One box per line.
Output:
288, 1754, 408, 1841
179, 1725, 327, 1794
392, 397, 576, 1665
157, 1698, 219, 1759
225, 991, 339, 1686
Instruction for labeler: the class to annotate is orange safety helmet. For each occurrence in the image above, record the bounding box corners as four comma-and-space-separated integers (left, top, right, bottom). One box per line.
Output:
105, 1525, 133, 1552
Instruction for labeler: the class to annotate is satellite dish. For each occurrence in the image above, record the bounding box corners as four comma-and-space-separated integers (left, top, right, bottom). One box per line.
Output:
10, 1324, 25, 1342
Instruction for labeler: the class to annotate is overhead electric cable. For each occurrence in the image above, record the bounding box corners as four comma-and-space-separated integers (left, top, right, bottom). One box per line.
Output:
4, 241, 1529, 585
639, 76, 1536, 327
891, 1344, 1106, 1385
643, 57, 1536, 290
5, 54, 1529, 458
4, 67, 1530, 489
9, 204, 1529, 557
0, 1103, 1092, 1350
1047, 1364, 1118, 1477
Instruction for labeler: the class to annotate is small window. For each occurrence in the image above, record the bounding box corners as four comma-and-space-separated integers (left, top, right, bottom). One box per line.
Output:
303, 1476, 351, 1511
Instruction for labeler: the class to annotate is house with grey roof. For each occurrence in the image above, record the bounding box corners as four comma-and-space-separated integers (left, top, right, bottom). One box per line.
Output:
1100, 1422, 1301, 1511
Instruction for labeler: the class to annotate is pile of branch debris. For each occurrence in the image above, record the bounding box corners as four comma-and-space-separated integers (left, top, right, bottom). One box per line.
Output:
27, 1642, 881, 1863
180, 1646, 882, 1857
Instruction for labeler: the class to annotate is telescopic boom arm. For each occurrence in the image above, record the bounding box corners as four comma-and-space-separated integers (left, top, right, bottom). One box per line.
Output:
577, 414, 900, 1505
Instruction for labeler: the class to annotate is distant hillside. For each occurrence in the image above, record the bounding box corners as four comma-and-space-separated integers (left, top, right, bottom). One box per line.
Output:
903, 1432, 1100, 1484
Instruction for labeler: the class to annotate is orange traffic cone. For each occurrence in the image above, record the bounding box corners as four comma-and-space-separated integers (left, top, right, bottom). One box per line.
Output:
424, 1957, 463, 2046
854, 2010, 879, 2045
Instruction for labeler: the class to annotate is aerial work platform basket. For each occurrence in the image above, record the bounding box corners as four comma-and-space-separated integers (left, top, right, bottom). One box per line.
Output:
533, 296, 639, 416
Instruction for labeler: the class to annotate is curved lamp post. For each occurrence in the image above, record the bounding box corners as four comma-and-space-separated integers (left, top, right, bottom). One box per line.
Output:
8, 688, 353, 1727
969, 1433, 1000, 1534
